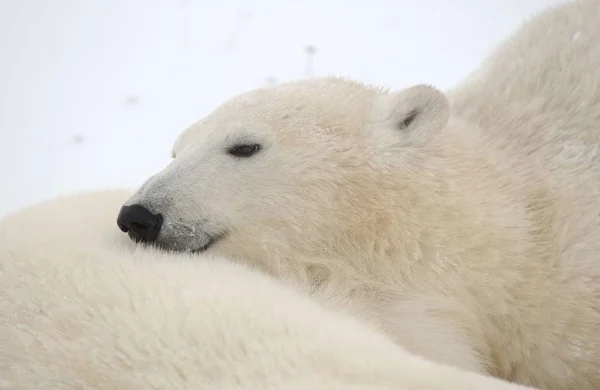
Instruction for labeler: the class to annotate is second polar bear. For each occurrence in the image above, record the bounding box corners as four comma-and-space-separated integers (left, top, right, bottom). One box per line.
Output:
0, 190, 534, 390
117, 1, 600, 389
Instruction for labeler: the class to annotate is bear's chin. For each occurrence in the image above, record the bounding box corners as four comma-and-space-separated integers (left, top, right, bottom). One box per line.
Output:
127, 232, 221, 254
190, 237, 216, 253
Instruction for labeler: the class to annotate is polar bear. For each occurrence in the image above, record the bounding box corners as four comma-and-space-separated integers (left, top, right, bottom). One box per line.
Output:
0, 190, 534, 390
116, 1, 600, 389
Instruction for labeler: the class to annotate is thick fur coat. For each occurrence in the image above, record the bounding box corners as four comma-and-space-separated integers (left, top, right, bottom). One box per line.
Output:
0, 190, 533, 390
116, 1, 600, 388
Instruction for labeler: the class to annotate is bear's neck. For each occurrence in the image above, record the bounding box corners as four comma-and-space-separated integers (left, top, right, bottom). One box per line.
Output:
346, 121, 557, 290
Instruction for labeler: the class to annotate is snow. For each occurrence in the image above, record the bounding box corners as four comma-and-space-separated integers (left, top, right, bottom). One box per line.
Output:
0, 0, 562, 217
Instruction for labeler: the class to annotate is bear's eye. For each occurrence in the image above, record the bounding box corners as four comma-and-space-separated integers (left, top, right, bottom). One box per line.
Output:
227, 143, 261, 158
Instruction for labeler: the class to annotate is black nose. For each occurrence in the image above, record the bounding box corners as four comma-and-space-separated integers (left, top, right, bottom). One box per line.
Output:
117, 204, 163, 243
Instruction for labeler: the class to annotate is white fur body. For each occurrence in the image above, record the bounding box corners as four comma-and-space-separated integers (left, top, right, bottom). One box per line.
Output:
120, 1, 600, 389
0, 190, 534, 390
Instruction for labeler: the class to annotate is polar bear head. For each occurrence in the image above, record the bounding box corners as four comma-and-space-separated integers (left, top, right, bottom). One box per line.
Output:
117, 77, 450, 275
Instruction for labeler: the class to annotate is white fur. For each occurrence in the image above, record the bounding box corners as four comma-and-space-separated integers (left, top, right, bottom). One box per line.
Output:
121, 1, 600, 388
0, 190, 533, 390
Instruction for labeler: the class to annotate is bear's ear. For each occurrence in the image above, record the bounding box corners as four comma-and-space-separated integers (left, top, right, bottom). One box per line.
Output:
369, 84, 449, 148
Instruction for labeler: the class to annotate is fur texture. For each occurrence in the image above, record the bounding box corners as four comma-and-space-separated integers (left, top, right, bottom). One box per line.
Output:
0, 190, 534, 390
120, 1, 600, 388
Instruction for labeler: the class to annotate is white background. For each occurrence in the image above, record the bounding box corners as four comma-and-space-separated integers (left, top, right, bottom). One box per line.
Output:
0, 0, 562, 217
